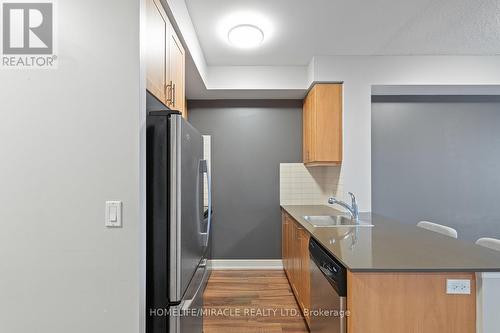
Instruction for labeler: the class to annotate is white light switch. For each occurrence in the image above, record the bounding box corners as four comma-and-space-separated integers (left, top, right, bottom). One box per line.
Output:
105, 201, 122, 227
109, 207, 117, 222
446, 279, 471, 294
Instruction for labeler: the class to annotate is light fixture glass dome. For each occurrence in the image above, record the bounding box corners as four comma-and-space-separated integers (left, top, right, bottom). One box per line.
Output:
227, 24, 264, 49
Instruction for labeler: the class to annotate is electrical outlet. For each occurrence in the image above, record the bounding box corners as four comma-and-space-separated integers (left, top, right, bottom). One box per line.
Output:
446, 279, 471, 295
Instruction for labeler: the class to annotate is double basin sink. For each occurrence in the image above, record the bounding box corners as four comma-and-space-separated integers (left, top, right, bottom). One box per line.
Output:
303, 215, 374, 227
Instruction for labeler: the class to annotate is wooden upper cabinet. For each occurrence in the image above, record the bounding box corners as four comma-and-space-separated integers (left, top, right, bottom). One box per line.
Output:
168, 30, 186, 118
145, 0, 167, 102
145, 0, 187, 119
303, 83, 343, 166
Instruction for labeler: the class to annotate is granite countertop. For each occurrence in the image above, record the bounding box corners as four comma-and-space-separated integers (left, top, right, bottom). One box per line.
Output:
282, 205, 500, 272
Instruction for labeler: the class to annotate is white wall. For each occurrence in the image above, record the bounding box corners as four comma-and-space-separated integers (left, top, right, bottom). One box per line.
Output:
208, 65, 307, 90
311, 56, 500, 211
0, 0, 143, 332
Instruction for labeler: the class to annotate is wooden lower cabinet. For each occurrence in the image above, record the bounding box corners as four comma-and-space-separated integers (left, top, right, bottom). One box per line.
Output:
282, 211, 311, 327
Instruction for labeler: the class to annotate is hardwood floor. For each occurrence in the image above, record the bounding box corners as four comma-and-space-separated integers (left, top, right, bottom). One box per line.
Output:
203, 270, 309, 333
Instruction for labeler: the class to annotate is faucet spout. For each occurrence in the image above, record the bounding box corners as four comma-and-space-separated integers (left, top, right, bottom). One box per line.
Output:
328, 192, 359, 220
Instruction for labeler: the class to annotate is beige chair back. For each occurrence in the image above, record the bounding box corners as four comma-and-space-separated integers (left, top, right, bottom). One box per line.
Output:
417, 221, 458, 238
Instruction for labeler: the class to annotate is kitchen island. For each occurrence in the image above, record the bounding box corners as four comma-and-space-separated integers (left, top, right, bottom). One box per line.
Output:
281, 205, 500, 333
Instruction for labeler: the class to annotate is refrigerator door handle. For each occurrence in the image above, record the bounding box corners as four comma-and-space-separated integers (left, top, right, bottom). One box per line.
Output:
200, 160, 212, 248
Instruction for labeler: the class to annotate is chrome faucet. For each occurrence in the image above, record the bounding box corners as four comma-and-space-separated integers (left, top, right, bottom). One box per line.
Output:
328, 192, 359, 220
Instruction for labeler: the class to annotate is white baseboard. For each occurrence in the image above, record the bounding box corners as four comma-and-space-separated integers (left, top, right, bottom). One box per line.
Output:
209, 259, 283, 270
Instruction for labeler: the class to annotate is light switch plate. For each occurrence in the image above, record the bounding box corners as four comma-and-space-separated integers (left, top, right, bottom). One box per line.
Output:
105, 201, 122, 227
446, 279, 471, 294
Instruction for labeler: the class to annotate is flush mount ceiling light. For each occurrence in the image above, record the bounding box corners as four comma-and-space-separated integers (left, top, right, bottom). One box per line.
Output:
217, 11, 273, 48
227, 24, 264, 49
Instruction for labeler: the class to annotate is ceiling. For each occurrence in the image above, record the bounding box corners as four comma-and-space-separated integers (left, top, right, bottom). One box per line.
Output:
185, 0, 500, 66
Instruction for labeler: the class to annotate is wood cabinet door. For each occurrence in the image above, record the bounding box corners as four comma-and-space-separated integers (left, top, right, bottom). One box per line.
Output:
303, 87, 315, 163
288, 217, 293, 278
291, 222, 297, 289
303, 83, 343, 165
145, 0, 167, 103
168, 30, 186, 117
281, 213, 311, 328
300, 229, 311, 324
314, 84, 342, 163
283, 213, 292, 276
295, 225, 304, 305
282, 213, 289, 272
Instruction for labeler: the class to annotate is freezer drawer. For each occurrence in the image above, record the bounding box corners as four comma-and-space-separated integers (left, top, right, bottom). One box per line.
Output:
170, 259, 210, 333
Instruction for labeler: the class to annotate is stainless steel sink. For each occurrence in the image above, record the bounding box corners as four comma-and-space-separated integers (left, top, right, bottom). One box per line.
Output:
302, 215, 374, 227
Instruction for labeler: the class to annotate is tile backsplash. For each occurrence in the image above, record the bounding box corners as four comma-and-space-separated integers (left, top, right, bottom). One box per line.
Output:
280, 163, 345, 206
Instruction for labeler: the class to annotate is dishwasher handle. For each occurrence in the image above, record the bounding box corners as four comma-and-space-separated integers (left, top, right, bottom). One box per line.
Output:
311, 254, 341, 281
319, 264, 336, 279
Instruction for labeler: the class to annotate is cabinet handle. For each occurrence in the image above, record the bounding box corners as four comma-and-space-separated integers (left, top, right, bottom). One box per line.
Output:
166, 81, 173, 105
172, 83, 176, 107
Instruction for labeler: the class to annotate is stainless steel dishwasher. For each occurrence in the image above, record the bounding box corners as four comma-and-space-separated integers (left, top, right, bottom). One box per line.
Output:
309, 238, 347, 333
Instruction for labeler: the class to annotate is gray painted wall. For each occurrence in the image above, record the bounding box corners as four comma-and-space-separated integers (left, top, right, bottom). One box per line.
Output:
372, 96, 500, 242
188, 100, 303, 259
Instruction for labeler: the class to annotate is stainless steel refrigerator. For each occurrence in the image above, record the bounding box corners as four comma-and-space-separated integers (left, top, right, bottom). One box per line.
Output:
146, 111, 212, 333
